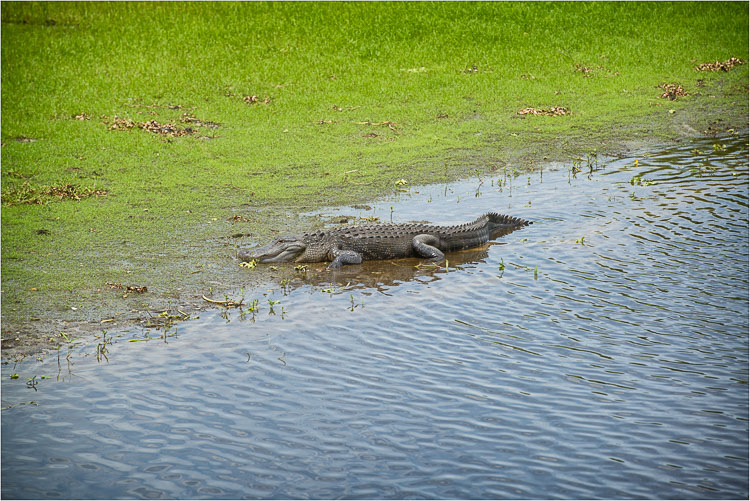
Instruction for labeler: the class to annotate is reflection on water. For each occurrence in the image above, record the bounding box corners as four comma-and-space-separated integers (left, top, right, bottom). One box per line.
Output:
3, 134, 748, 499
282, 246, 496, 293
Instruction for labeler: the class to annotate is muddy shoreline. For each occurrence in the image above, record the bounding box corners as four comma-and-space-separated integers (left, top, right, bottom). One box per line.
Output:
2, 101, 748, 360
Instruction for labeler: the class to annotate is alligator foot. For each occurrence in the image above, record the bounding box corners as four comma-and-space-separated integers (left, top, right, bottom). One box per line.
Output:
328, 250, 363, 269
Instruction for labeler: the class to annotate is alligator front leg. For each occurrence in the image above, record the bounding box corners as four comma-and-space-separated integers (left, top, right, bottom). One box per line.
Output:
328, 249, 363, 269
412, 234, 445, 261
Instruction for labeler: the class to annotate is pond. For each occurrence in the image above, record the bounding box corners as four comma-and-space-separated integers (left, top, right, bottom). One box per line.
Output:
2, 133, 748, 499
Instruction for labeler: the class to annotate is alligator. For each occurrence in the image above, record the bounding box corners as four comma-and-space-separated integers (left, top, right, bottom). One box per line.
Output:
238, 212, 532, 269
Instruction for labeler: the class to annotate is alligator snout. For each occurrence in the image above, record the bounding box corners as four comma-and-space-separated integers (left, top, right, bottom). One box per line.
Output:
237, 248, 254, 262
237, 236, 307, 264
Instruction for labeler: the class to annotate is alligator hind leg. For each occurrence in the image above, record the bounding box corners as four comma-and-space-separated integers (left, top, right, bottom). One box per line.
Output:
412, 234, 445, 261
328, 250, 363, 269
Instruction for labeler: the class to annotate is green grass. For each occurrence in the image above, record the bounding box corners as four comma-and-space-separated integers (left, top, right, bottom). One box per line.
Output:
1, 1, 748, 351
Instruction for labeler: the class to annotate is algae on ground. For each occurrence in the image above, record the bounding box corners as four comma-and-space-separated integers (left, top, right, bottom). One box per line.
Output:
1, 2, 748, 355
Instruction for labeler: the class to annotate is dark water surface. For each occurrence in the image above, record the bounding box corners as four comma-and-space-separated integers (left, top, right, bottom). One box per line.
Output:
3, 134, 748, 499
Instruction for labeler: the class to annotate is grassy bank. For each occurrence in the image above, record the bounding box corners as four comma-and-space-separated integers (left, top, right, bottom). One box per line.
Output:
2, 2, 748, 354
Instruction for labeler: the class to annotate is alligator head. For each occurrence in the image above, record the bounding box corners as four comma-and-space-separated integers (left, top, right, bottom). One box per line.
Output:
238, 235, 307, 263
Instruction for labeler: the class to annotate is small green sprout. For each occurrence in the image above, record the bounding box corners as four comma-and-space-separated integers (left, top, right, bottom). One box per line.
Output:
571, 160, 582, 175
630, 176, 653, 186
349, 294, 361, 311
268, 299, 280, 315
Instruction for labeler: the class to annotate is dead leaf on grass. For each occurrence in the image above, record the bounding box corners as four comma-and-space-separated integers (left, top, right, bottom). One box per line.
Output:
354, 120, 399, 131
72, 113, 90, 120
3, 183, 108, 206
140, 119, 190, 136
108, 116, 136, 130
243, 95, 272, 105
15, 136, 37, 143
43, 184, 107, 200
574, 63, 619, 78
517, 106, 569, 117
179, 113, 220, 129
695, 57, 745, 72
657, 83, 689, 100
106, 282, 148, 294
3, 169, 28, 179
106, 115, 218, 137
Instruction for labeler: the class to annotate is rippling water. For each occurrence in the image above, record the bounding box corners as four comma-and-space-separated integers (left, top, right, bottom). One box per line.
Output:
3, 134, 748, 499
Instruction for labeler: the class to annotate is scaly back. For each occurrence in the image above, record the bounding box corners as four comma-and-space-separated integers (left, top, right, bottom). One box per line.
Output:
302, 212, 531, 253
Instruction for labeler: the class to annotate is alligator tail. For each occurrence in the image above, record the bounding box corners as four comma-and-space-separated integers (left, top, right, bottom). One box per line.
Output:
486, 212, 532, 227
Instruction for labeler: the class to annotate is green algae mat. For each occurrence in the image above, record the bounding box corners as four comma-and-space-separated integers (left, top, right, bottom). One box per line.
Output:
1, 2, 748, 354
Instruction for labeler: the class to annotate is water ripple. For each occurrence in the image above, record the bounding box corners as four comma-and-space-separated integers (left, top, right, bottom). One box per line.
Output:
3, 134, 748, 499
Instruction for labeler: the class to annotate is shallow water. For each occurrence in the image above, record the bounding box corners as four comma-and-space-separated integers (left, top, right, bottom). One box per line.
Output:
3, 134, 748, 499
